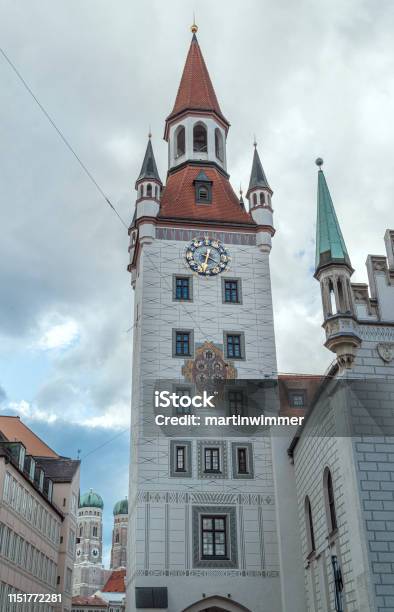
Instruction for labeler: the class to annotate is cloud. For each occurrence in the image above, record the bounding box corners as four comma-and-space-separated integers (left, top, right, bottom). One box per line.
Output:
35, 318, 79, 350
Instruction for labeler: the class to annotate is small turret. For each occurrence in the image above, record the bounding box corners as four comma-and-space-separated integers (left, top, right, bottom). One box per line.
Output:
246, 142, 275, 252
314, 158, 361, 369
135, 135, 162, 203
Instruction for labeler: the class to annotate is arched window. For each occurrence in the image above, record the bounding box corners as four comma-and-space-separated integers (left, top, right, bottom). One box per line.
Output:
215, 128, 224, 161
260, 192, 265, 205
324, 468, 337, 533
337, 278, 346, 312
139, 184, 143, 198
305, 496, 315, 554
175, 125, 185, 157
155, 185, 158, 198
79, 525, 83, 537
92, 526, 98, 537
253, 193, 257, 206
193, 123, 207, 152
329, 280, 337, 315
115, 532, 119, 543
146, 183, 152, 197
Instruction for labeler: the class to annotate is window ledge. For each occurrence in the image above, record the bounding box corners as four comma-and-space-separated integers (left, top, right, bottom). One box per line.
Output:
327, 528, 339, 545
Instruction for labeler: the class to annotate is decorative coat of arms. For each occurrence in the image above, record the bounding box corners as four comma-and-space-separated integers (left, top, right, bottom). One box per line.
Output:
182, 341, 237, 394
377, 342, 394, 363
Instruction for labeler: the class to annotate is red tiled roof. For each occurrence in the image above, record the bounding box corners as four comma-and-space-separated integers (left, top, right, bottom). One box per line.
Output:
166, 35, 228, 126
158, 165, 255, 226
0, 416, 58, 458
72, 595, 107, 607
102, 569, 126, 593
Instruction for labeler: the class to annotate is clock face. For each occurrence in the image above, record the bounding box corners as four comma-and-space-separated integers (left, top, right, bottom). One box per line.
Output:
91, 547, 99, 558
76, 548, 81, 557
185, 238, 230, 276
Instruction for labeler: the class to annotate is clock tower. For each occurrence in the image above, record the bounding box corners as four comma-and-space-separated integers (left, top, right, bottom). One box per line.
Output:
127, 25, 281, 612
73, 489, 106, 597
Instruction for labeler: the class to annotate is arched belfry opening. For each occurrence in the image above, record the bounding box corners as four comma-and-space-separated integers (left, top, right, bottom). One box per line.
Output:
182, 596, 252, 612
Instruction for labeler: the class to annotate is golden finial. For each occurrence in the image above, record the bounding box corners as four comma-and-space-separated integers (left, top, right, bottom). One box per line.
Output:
148, 125, 152, 139
191, 13, 198, 34
253, 135, 257, 148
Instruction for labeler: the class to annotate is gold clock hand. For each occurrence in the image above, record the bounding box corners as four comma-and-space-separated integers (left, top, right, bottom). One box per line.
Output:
202, 248, 211, 271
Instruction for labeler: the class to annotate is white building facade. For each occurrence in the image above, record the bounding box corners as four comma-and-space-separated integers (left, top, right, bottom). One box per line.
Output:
127, 26, 282, 612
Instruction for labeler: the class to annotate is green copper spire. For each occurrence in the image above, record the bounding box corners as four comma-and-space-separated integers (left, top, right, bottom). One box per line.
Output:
315, 158, 352, 274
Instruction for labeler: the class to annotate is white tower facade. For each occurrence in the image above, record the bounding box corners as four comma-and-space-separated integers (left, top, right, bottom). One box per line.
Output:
127, 28, 282, 612
72, 489, 106, 597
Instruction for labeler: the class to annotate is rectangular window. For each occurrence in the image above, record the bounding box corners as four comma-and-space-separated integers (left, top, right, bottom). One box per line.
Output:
237, 448, 248, 474
176, 446, 186, 472
204, 448, 220, 473
201, 516, 227, 559
289, 392, 305, 408
228, 390, 245, 416
174, 276, 191, 301
65, 567, 72, 592
175, 331, 191, 356
175, 387, 191, 415
224, 280, 240, 303
226, 334, 242, 358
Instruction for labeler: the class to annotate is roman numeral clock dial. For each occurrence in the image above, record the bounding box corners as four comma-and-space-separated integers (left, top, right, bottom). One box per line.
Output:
185, 238, 230, 276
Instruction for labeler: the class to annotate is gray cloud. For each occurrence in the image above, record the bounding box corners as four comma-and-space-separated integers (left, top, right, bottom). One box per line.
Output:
1, 0, 393, 433
0, 385, 7, 404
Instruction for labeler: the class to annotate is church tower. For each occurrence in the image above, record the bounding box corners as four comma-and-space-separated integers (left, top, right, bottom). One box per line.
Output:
111, 497, 128, 570
72, 489, 106, 597
127, 25, 281, 612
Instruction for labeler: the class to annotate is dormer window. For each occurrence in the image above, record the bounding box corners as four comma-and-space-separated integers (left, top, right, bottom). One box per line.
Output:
198, 186, 208, 201
175, 125, 185, 157
194, 170, 212, 204
193, 123, 207, 153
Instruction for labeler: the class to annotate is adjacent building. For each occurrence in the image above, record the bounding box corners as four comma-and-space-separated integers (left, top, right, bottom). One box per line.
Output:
0, 415, 80, 612
96, 569, 126, 612
285, 166, 394, 612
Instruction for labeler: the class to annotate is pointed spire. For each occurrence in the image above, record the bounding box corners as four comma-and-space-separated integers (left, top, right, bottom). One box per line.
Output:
247, 144, 271, 197
165, 29, 229, 129
239, 184, 245, 209
136, 138, 162, 186
315, 158, 351, 273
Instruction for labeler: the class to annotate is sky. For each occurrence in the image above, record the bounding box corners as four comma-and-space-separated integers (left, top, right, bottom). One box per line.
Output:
1, 0, 393, 563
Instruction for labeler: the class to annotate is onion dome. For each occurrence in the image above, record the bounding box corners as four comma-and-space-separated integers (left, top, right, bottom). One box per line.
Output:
79, 489, 104, 510
113, 497, 128, 516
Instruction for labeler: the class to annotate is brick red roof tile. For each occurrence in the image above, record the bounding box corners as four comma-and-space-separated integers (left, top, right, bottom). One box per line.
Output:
72, 595, 108, 607
166, 35, 228, 126
102, 569, 126, 593
158, 165, 255, 225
